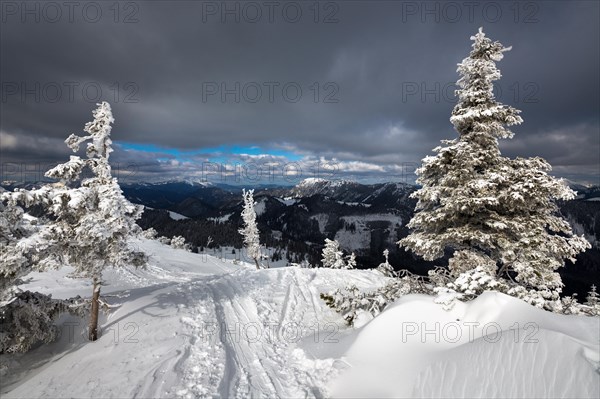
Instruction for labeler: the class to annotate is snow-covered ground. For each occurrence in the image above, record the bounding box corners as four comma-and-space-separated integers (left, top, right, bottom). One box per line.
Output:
1, 238, 598, 398
168, 211, 189, 221
335, 214, 402, 252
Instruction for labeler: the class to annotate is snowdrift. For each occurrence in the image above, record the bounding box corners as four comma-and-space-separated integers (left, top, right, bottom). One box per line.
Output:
328, 292, 600, 398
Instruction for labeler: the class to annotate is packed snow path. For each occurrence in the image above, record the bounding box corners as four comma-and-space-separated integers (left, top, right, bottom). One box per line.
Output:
179, 267, 350, 398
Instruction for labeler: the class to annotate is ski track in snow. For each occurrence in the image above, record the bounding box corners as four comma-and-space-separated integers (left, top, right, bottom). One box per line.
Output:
178, 267, 370, 398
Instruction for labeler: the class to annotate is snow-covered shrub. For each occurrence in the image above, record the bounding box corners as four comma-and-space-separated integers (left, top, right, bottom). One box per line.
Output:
397, 269, 433, 295
158, 236, 171, 245
0, 291, 86, 353
170, 235, 191, 251
426, 266, 453, 288
398, 28, 590, 307
142, 227, 158, 239
321, 280, 410, 326
432, 266, 509, 310
445, 266, 509, 300
557, 294, 584, 315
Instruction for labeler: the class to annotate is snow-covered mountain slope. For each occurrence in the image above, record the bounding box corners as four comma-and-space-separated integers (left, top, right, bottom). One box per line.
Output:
0, 239, 388, 398
1, 239, 598, 398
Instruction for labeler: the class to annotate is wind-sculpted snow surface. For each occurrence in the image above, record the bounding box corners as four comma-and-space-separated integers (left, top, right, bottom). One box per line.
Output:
330, 292, 599, 398
1, 239, 598, 398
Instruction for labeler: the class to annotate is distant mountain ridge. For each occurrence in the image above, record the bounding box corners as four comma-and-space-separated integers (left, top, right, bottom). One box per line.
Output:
1, 177, 599, 297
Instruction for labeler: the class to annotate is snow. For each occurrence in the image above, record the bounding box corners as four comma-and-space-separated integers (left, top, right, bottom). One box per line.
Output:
1, 238, 386, 398
209, 213, 232, 223
310, 213, 330, 234
330, 292, 600, 398
586, 197, 600, 202
297, 178, 327, 187
2, 239, 598, 398
253, 198, 266, 216
168, 211, 189, 221
275, 197, 299, 206
335, 214, 402, 252
336, 201, 371, 207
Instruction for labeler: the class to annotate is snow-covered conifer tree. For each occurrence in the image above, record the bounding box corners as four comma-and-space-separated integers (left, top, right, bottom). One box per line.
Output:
346, 252, 357, 270
321, 238, 348, 269
586, 285, 599, 307
0, 200, 89, 352
583, 285, 600, 315
0, 202, 48, 304
239, 189, 261, 269
377, 249, 395, 277
5, 102, 147, 341
399, 28, 590, 301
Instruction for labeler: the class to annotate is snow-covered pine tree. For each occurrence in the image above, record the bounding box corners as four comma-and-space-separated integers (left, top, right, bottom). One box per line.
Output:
346, 252, 357, 269
399, 28, 590, 302
321, 238, 348, 269
5, 102, 147, 341
586, 285, 599, 306
583, 285, 600, 315
376, 249, 395, 277
239, 189, 261, 269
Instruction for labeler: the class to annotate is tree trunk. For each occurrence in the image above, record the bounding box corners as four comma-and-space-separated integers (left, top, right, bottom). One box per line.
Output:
254, 258, 260, 270
89, 278, 101, 341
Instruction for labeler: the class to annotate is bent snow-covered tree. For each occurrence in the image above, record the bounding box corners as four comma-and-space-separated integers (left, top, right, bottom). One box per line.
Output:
239, 189, 262, 269
6, 102, 147, 341
399, 28, 590, 301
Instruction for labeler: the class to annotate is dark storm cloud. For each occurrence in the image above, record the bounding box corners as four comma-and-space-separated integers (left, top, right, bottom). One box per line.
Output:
1, 0, 598, 183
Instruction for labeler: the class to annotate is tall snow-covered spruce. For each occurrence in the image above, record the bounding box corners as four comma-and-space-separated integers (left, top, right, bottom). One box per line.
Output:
5, 102, 147, 341
399, 28, 590, 303
239, 189, 262, 269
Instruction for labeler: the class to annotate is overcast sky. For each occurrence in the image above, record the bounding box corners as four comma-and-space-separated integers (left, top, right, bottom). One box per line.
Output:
1, 0, 598, 185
